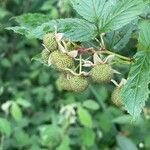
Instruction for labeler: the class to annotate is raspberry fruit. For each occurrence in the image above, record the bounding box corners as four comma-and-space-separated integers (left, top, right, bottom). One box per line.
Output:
90, 64, 113, 83
57, 74, 89, 92
57, 74, 72, 91
43, 33, 57, 51
111, 87, 123, 107
69, 75, 89, 93
41, 49, 50, 64
50, 51, 75, 71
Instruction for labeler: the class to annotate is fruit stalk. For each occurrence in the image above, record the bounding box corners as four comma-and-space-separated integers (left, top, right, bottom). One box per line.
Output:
79, 54, 82, 74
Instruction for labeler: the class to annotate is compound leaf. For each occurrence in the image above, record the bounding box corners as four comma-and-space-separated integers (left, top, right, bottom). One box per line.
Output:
121, 51, 150, 117
7, 18, 97, 42
71, 0, 146, 32
104, 23, 136, 51
101, 0, 146, 32
70, 0, 113, 24
138, 21, 150, 51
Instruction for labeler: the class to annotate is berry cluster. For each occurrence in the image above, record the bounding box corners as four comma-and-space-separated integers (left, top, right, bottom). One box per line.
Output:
41, 33, 126, 105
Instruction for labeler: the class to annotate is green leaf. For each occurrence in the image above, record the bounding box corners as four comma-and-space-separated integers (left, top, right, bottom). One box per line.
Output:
39, 125, 61, 147
14, 13, 52, 28
14, 129, 30, 147
7, 18, 97, 42
71, 0, 146, 32
6, 26, 29, 35
83, 100, 99, 110
77, 106, 93, 128
80, 128, 95, 147
99, 112, 112, 132
16, 98, 31, 108
104, 23, 136, 51
117, 134, 138, 150
121, 51, 150, 117
138, 21, 150, 51
70, 0, 112, 23
11, 102, 22, 121
56, 136, 71, 150
112, 115, 132, 124
101, 0, 146, 32
0, 118, 11, 136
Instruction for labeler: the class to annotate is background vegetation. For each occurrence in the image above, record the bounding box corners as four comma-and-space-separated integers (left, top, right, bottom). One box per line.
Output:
0, 0, 150, 150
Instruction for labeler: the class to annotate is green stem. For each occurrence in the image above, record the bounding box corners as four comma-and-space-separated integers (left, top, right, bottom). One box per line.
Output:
100, 33, 106, 48
79, 54, 82, 74
98, 50, 131, 61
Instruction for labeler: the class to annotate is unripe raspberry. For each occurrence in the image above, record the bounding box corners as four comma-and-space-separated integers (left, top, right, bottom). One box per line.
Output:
41, 49, 50, 64
50, 51, 75, 71
57, 74, 72, 91
111, 87, 123, 107
43, 33, 57, 52
69, 75, 89, 93
90, 64, 113, 83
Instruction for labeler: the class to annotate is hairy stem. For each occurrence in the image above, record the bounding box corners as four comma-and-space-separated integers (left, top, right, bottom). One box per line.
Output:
100, 33, 106, 48
98, 50, 132, 61
79, 54, 82, 74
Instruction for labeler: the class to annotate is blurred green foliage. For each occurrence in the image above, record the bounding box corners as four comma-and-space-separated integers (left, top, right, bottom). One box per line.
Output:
0, 0, 150, 150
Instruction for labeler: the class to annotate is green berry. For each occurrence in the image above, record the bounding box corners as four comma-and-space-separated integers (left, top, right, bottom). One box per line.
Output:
57, 74, 72, 91
43, 33, 57, 52
50, 51, 75, 71
69, 75, 89, 93
90, 64, 113, 83
111, 87, 123, 107
41, 49, 50, 64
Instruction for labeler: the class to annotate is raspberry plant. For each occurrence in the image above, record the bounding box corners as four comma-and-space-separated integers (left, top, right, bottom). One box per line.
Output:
7, 0, 150, 119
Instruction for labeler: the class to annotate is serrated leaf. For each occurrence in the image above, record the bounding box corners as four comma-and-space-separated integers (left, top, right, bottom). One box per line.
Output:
70, 0, 113, 23
117, 134, 138, 150
121, 51, 150, 117
11, 102, 22, 121
7, 18, 97, 42
14, 13, 52, 28
6, 26, 29, 35
71, 0, 146, 32
0, 118, 11, 136
138, 21, 150, 51
49, 18, 97, 41
104, 23, 136, 51
101, 0, 146, 32
77, 106, 93, 128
